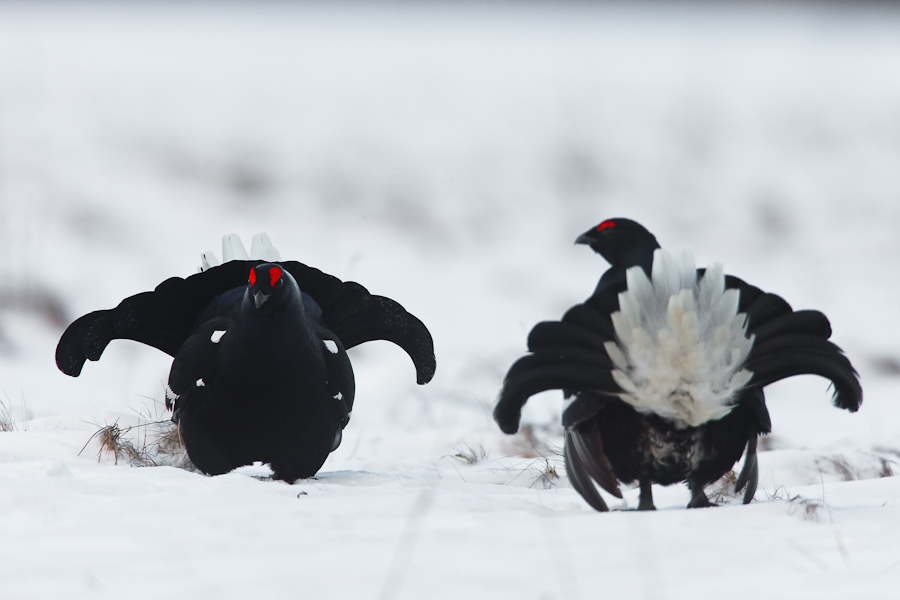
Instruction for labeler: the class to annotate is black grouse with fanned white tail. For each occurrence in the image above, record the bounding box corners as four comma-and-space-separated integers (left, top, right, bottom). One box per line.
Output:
57, 234, 436, 482
494, 218, 861, 511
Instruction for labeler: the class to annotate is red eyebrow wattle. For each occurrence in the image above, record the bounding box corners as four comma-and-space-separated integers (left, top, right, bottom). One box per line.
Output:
597, 220, 616, 232
248, 268, 257, 286
269, 267, 282, 286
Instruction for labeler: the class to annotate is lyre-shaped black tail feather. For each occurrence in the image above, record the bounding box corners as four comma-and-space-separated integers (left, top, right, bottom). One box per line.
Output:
746, 347, 861, 411
718, 280, 862, 412
309, 280, 435, 384
495, 312, 619, 434
751, 310, 832, 343
56, 259, 436, 385
744, 309, 861, 412
733, 435, 759, 504
526, 320, 610, 354
560, 302, 619, 339
567, 423, 622, 498
564, 432, 610, 512
494, 354, 619, 434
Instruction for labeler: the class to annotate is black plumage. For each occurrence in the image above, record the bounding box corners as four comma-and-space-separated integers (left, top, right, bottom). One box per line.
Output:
495, 218, 861, 511
57, 251, 435, 482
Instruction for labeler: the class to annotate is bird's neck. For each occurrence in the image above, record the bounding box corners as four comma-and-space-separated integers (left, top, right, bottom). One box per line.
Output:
596, 246, 656, 295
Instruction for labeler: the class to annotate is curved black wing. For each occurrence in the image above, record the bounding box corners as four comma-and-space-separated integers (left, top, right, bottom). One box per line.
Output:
494, 268, 861, 435
724, 274, 862, 412
280, 262, 435, 384
494, 300, 622, 435
56, 259, 436, 385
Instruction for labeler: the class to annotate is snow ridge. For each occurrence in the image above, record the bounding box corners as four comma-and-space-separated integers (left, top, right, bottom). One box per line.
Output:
605, 248, 754, 428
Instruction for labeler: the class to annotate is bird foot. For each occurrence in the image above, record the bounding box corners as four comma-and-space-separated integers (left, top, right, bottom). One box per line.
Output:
687, 487, 714, 508
637, 479, 656, 511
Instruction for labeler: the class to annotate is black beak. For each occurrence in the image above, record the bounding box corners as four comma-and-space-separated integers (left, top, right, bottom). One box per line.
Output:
253, 290, 270, 309
575, 232, 594, 246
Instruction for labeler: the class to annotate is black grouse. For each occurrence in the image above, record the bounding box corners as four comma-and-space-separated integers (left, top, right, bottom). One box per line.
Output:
56, 234, 436, 482
494, 218, 861, 511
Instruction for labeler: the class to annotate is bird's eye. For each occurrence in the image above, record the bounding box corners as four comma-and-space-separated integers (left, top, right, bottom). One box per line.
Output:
248, 268, 257, 286
269, 267, 282, 286
597, 220, 616, 232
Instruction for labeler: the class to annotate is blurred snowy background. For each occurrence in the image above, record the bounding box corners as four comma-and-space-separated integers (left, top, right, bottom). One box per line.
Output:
1, 2, 900, 599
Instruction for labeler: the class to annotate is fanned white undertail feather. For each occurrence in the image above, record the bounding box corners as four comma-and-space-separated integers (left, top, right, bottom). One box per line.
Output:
222, 234, 250, 262
250, 233, 282, 262
199, 233, 282, 271
199, 251, 221, 272
605, 248, 754, 428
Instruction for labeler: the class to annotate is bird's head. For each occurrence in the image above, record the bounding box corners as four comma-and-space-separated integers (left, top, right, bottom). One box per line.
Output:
575, 218, 661, 266
246, 263, 294, 311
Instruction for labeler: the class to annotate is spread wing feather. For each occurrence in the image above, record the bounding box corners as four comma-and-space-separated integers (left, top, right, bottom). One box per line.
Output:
56, 259, 435, 385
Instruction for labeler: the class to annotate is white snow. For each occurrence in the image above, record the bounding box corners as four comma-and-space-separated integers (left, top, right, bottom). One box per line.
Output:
2, 2, 900, 599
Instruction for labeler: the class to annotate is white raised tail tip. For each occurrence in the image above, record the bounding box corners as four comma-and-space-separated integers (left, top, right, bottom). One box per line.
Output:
200, 251, 221, 272
606, 248, 754, 428
222, 234, 250, 262
199, 233, 282, 271
250, 233, 282, 262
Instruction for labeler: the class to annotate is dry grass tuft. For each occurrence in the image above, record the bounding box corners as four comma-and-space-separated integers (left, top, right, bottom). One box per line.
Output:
82, 421, 149, 466
498, 425, 563, 489
150, 421, 196, 471
0, 393, 29, 432
787, 495, 824, 522
0, 398, 15, 432
530, 455, 560, 489
705, 470, 740, 505
500, 438, 563, 490
81, 398, 197, 472
447, 440, 488, 465
504, 424, 557, 459
760, 484, 824, 522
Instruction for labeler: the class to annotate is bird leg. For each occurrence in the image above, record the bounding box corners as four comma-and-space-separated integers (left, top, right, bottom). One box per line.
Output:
686, 483, 714, 508
637, 479, 656, 511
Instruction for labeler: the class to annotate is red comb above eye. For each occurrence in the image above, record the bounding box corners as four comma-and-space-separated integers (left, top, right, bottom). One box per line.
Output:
597, 220, 616, 232
248, 268, 257, 286
269, 267, 282, 286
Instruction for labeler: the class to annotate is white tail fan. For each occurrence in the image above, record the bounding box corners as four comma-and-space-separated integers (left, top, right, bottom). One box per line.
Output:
605, 248, 754, 428
222, 234, 250, 262
199, 233, 282, 272
250, 233, 282, 262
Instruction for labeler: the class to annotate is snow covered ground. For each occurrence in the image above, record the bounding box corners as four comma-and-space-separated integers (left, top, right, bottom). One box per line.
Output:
1, 1, 900, 598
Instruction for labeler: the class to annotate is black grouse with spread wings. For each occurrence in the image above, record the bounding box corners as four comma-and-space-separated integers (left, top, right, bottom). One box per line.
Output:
495, 218, 861, 511
57, 236, 436, 481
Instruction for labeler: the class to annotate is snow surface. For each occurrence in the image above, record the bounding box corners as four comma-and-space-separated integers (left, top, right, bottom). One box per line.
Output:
2, 2, 900, 598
